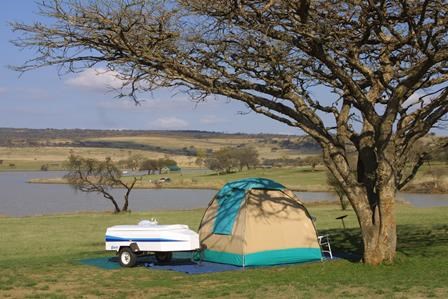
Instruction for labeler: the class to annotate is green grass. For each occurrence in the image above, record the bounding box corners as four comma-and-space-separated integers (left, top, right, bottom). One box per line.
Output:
0, 205, 447, 298
133, 166, 330, 191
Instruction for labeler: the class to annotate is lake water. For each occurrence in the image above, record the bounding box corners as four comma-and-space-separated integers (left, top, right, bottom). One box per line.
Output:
0, 171, 447, 217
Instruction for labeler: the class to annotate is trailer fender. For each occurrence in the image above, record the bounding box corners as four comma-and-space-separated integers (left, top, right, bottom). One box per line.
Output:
129, 243, 140, 252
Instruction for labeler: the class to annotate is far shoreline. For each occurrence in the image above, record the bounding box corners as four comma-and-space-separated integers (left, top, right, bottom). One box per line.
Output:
27, 176, 448, 194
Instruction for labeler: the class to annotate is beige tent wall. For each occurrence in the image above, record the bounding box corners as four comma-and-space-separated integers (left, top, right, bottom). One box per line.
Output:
243, 190, 320, 254
199, 189, 320, 255
199, 196, 247, 255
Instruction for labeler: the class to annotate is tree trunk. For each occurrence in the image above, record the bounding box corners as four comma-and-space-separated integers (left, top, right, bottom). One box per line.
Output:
98, 189, 121, 213
345, 176, 397, 265
121, 177, 138, 212
122, 189, 130, 212
104, 194, 121, 213
337, 194, 347, 210
122, 195, 129, 212
360, 186, 397, 265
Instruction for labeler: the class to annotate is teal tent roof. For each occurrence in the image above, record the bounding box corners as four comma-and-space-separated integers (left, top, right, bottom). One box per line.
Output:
213, 178, 286, 235
216, 178, 286, 198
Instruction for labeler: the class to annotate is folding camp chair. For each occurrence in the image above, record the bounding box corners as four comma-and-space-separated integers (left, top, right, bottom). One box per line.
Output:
318, 235, 333, 260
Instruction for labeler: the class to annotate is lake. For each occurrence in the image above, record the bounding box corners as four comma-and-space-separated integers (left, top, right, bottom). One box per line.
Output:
1, 171, 447, 217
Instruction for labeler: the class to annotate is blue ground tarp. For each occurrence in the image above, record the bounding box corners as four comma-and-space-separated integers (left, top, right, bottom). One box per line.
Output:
79, 252, 241, 274
146, 260, 242, 274
79, 251, 351, 274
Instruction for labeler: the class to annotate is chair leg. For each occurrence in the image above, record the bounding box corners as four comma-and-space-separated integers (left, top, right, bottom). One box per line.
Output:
318, 235, 333, 260
327, 238, 333, 259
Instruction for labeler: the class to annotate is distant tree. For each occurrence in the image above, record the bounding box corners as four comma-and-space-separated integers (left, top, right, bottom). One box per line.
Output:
0, 160, 3, 165
204, 157, 223, 174
158, 158, 177, 168
40, 164, 49, 171
205, 147, 239, 174
195, 148, 207, 167
123, 154, 145, 170
139, 159, 159, 175
65, 155, 139, 213
326, 171, 348, 210
116, 159, 129, 170
139, 158, 177, 174
303, 156, 322, 171
235, 147, 260, 171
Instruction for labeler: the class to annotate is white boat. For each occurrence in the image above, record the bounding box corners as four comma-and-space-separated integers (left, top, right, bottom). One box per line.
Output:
105, 220, 200, 267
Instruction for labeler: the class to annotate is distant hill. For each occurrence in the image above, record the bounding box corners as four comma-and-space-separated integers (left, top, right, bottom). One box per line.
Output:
0, 128, 223, 146
1, 128, 445, 171
0, 127, 321, 155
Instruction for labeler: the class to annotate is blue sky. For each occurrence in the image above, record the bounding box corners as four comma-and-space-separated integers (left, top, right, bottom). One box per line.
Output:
0, 2, 445, 136
0, 1, 304, 134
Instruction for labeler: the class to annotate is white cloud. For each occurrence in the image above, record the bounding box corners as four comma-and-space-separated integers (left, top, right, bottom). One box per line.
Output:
65, 68, 124, 91
150, 117, 189, 129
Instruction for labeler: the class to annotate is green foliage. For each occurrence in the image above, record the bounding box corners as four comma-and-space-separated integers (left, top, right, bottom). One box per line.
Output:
119, 154, 145, 170
302, 156, 323, 170
195, 148, 207, 167
139, 158, 178, 173
234, 146, 259, 170
205, 146, 259, 174
205, 147, 240, 174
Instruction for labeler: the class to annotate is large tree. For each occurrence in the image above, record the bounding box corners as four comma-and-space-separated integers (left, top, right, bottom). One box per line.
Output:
12, 0, 448, 264
65, 155, 139, 213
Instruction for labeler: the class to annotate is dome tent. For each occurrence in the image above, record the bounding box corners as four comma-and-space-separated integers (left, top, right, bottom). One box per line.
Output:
198, 178, 322, 266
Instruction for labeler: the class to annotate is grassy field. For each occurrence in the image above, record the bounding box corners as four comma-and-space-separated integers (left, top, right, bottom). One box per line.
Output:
133, 167, 330, 191
0, 146, 196, 171
85, 135, 309, 160
0, 204, 447, 298
0, 132, 319, 171
28, 166, 334, 191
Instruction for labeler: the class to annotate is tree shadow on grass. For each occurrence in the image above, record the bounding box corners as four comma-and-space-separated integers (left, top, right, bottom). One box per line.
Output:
319, 223, 448, 262
395, 223, 448, 257
318, 228, 363, 262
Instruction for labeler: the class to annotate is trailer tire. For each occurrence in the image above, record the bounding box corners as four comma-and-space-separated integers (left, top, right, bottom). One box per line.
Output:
155, 252, 172, 263
118, 247, 137, 267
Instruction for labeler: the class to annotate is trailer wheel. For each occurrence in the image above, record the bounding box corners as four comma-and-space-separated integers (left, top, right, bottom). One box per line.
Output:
118, 247, 137, 267
155, 252, 172, 263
